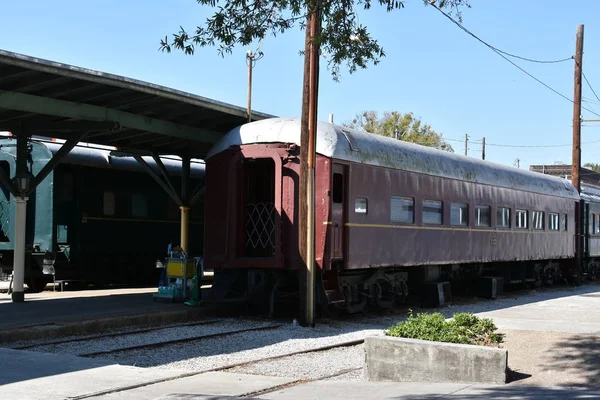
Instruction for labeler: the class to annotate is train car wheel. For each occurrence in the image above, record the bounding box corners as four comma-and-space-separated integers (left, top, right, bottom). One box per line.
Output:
372, 279, 396, 309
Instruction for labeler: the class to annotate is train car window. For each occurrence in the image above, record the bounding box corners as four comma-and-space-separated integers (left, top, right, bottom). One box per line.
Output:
0, 161, 9, 201
423, 200, 442, 225
132, 194, 148, 218
451, 203, 468, 226
590, 214, 596, 235
596, 214, 600, 234
391, 196, 414, 224
497, 207, 511, 228
549, 213, 559, 231
103, 191, 115, 216
475, 205, 491, 227
532, 211, 545, 230
516, 210, 528, 229
56, 225, 68, 244
562, 213, 568, 231
355, 198, 367, 214
0, 161, 9, 242
332, 173, 343, 204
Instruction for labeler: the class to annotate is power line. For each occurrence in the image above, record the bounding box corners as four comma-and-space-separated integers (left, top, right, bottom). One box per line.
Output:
484, 139, 600, 148
583, 72, 600, 103
429, 3, 600, 119
427, 4, 572, 64
444, 136, 600, 148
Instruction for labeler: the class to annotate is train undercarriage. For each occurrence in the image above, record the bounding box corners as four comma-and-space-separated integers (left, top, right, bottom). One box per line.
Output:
208, 256, 596, 317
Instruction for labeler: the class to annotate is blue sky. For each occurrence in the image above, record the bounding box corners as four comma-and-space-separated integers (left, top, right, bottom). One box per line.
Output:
1, 0, 600, 169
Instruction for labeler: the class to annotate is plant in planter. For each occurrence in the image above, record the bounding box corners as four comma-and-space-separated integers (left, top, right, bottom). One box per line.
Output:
364, 310, 508, 384
385, 310, 504, 347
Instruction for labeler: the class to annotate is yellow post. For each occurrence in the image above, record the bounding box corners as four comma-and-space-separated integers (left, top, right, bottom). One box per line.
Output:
180, 206, 190, 254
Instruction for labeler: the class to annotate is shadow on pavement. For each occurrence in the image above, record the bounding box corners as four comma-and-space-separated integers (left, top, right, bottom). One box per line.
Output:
401, 385, 600, 399
541, 334, 600, 387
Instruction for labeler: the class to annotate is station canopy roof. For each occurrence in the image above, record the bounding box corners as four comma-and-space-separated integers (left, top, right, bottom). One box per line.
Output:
0, 49, 275, 158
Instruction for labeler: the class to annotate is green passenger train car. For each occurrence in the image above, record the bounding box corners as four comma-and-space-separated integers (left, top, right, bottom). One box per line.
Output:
0, 137, 204, 292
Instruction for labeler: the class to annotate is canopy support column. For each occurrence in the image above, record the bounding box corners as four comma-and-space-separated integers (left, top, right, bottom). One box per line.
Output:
11, 197, 27, 302
180, 154, 191, 253
11, 130, 30, 303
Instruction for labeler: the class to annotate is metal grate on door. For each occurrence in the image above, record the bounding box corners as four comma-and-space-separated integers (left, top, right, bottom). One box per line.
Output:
246, 202, 275, 252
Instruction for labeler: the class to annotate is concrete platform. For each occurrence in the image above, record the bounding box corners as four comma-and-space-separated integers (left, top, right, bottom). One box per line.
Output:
475, 285, 600, 334
0, 288, 208, 342
256, 380, 600, 399
0, 347, 296, 400
7, 345, 599, 400
0, 347, 184, 400
92, 372, 296, 399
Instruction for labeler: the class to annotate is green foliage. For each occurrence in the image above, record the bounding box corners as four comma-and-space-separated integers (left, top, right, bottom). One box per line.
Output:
584, 162, 600, 172
344, 110, 454, 152
386, 310, 503, 347
159, 0, 470, 81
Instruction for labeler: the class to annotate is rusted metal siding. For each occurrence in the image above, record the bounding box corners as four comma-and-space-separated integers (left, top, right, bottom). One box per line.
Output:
343, 161, 575, 269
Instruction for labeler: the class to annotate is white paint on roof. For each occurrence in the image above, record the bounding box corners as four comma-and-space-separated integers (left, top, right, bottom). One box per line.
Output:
207, 117, 580, 200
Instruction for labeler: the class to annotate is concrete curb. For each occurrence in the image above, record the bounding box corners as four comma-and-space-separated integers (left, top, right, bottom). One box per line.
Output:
0, 308, 206, 344
364, 335, 508, 385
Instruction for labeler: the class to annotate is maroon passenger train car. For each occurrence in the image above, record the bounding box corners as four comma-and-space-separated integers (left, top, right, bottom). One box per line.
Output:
203, 117, 580, 313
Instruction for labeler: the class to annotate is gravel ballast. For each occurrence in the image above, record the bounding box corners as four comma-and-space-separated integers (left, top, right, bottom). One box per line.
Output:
3, 283, 598, 387
20, 319, 278, 356
226, 344, 364, 380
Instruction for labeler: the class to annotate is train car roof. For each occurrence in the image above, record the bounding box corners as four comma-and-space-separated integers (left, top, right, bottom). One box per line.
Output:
580, 184, 600, 203
207, 117, 579, 199
0, 137, 205, 177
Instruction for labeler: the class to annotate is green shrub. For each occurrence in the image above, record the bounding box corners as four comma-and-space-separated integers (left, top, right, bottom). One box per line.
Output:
385, 310, 503, 347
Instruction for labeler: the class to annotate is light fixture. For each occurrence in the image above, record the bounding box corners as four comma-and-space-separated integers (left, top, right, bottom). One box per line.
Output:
16, 175, 29, 193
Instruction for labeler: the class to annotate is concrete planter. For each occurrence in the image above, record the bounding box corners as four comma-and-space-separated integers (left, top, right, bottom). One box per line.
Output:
364, 335, 508, 384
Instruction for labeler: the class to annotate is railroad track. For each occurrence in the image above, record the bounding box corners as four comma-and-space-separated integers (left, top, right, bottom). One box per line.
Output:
238, 366, 363, 398
67, 338, 366, 400
11, 319, 223, 350
80, 324, 283, 357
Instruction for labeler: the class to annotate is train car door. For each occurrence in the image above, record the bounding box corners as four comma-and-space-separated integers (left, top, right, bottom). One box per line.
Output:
331, 164, 347, 261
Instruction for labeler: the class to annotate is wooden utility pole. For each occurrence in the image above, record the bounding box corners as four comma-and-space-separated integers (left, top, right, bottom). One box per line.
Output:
572, 24, 584, 193
247, 51, 253, 122
572, 24, 584, 286
482, 137, 486, 160
464, 134, 468, 156
246, 46, 264, 122
298, 2, 320, 327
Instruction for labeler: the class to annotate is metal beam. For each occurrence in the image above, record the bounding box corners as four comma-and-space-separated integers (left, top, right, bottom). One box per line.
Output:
28, 132, 88, 194
133, 155, 182, 206
0, 89, 222, 143
85, 128, 142, 141
0, 120, 120, 133
181, 154, 191, 205
34, 120, 121, 132
190, 186, 205, 206
151, 153, 179, 202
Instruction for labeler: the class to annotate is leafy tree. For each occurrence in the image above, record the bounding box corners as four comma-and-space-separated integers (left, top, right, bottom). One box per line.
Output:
345, 110, 454, 152
584, 162, 600, 172
159, 0, 470, 81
